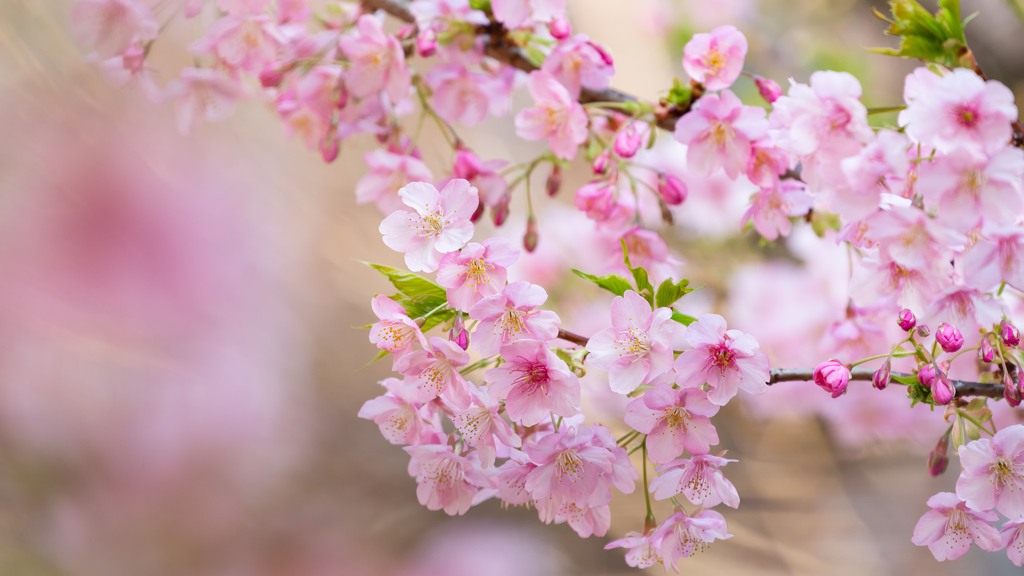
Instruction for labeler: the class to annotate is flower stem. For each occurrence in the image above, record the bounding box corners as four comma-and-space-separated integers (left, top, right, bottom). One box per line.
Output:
642, 438, 654, 522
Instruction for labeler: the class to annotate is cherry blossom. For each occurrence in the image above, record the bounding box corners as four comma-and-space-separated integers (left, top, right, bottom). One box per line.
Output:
585, 291, 676, 394
964, 226, 1024, 292
165, 68, 243, 135
742, 179, 813, 240
491, 0, 565, 29
867, 207, 963, 272
358, 377, 429, 445
368, 295, 428, 362
653, 509, 732, 571
610, 228, 683, 286
190, 14, 283, 73
338, 14, 411, 103
437, 238, 519, 312
813, 359, 850, 398
911, 492, 1001, 561
451, 387, 522, 468
549, 500, 612, 538
524, 425, 615, 506
426, 64, 512, 126
448, 150, 509, 207
404, 443, 494, 515
673, 90, 768, 178
495, 449, 537, 505
379, 180, 479, 273
682, 25, 747, 91
540, 34, 615, 99
745, 139, 794, 188
70, 0, 157, 59
604, 532, 664, 569
623, 385, 720, 463
675, 313, 770, 406
649, 453, 739, 508
356, 150, 435, 215
836, 129, 911, 221
999, 519, 1024, 567
468, 281, 561, 356
514, 71, 589, 160
918, 145, 1024, 232
485, 339, 580, 427
394, 336, 474, 410
956, 425, 1024, 519
573, 181, 617, 221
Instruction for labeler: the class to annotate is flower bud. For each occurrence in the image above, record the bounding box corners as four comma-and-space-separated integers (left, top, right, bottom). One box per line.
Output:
613, 124, 642, 158
524, 216, 539, 252
980, 338, 996, 363
917, 364, 936, 388
932, 374, 955, 405
546, 165, 562, 197
593, 42, 614, 66
935, 323, 964, 353
927, 430, 950, 476
259, 65, 286, 88
469, 200, 486, 223
897, 308, 916, 331
591, 150, 610, 175
754, 76, 783, 104
319, 134, 339, 163
416, 27, 437, 58
450, 315, 469, 350
491, 194, 510, 227
1005, 374, 1022, 407
548, 16, 571, 40
335, 84, 349, 109
1002, 320, 1021, 347
813, 359, 850, 398
658, 174, 687, 205
872, 361, 891, 390
915, 324, 930, 338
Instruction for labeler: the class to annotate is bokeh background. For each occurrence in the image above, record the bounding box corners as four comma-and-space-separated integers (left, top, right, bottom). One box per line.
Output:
3, 0, 1024, 574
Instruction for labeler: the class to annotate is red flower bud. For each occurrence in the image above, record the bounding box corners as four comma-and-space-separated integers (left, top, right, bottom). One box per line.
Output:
872, 362, 891, 390
658, 174, 687, 205
897, 308, 916, 331
1002, 320, 1021, 347
546, 165, 562, 197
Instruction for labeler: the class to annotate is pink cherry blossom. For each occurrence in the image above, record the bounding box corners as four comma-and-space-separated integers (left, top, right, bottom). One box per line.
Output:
573, 181, 616, 221
524, 425, 614, 506
813, 359, 850, 398
585, 291, 676, 394
623, 385, 720, 463
356, 149, 435, 214
394, 336, 474, 410
436, 238, 519, 312
650, 453, 740, 508
911, 492, 1001, 561
404, 443, 493, 515
653, 509, 732, 571
925, 285, 1004, 334
426, 64, 512, 126
491, 0, 565, 29
675, 313, 770, 406
468, 281, 561, 356
448, 150, 508, 207
999, 518, 1024, 567
745, 139, 794, 188
917, 145, 1024, 232
837, 129, 911, 221
540, 500, 611, 538
379, 180, 479, 273
368, 294, 428, 362
494, 449, 537, 505
673, 90, 768, 178
964, 226, 1024, 292
99, 42, 162, 103
742, 179, 813, 240
540, 34, 615, 99
769, 70, 873, 158
956, 425, 1024, 518
275, 65, 344, 149
866, 207, 963, 272
410, 0, 489, 29
70, 0, 158, 59
451, 386, 522, 467
514, 71, 589, 160
604, 532, 664, 569
358, 377, 428, 445
338, 14, 411, 103
164, 68, 243, 135
681, 25, 747, 91
588, 425, 638, 505
190, 14, 283, 73
485, 339, 581, 427
849, 255, 951, 313
901, 67, 1018, 154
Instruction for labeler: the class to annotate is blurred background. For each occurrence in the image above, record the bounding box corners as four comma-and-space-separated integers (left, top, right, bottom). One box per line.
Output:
2, 0, 1024, 574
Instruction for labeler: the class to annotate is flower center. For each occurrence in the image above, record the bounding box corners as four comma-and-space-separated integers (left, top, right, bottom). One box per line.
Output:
497, 308, 530, 342
426, 456, 464, 491
959, 168, 988, 199
946, 509, 973, 543
512, 360, 549, 395
421, 210, 447, 234
663, 406, 691, 433
686, 462, 712, 500
466, 258, 490, 289
702, 48, 725, 74
618, 327, 651, 357
702, 343, 736, 376
955, 104, 979, 128
379, 320, 412, 351
991, 456, 1024, 491
555, 449, 585, 482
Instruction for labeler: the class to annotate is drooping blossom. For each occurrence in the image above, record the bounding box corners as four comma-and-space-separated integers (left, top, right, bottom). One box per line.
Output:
653, 509, 732, 570
190, 14, 283, 73
165, 68, 243, 135
368, 295, 428, 362
356, 150, 435, 215
585, 291, 676, 394
999, 518, 1024, 567
674, 313, 770, 406
485, 339, 580, 427
673, 90, 768, 178
524, 425, 615, 506
436, 238, 519, 312
540, 34, 615, 99
468, 281, 560, 356
426, 64, 512, 126
451, 386, 522, 467
742, 179, 813, 240
604, 532, 664, 569
901, 67, 1018, 154
379, 180, 478, 273
491, 0, 565, 29
588, 425, 638, 505
956, 425, 1024, 519
338, 14, 411, 103
448, 150, 508, 207
394, 336, 474, 410
514, 71, 589, 160
649, 453, 739, 508
358, 377, 429, 445
681, 25, 747, 91
911, 492, 1001, 561
99, 42, 162, 103
404, 444, 493, 515
276, 65, 344, 149
623, 385, 720, 463
573, 181, 617, 221
548, 500, 612, 538
964, 226, 1024, 292
70, 0, 158, 59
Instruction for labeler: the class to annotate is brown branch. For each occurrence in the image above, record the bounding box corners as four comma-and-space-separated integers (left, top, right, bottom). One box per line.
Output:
556, 328, 590, 348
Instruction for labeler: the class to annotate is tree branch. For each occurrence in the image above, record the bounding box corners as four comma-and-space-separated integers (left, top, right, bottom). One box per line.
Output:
556, 328, 590, 348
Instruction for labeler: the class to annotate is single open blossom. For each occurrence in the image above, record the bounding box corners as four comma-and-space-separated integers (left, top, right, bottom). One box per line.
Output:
653, 509, 732, 571
837, 129, 911, 221
956, 425, 1024, 519
964, 226, 1024, 292
404, 444, 493, 515
746, 139, 794, 188
682, 25, 747, 91
674, 90, 768, 178
623, 385, 720, 463
813, 359, 850, 398
358, 377, 428, 445
380, 180, 479, 273
549, 500, 611, 538
849, 256, 951, 314
866, 207, 963, 272
491, 0, 565, 29
190, 14, 283, 73
515, 71, 589, 160
925, 285, 1003, 334
917, 145, 1024, 232
650, 453, 740, 508
338, 14, 411, 103
469, 281, 560, 356
436, 238, 519, 312
368, 295, 428, 362
675, 313, 770, 406
495, 449, 537, 505
451, 387, 522, 468
901, 67, 1017, 154
742, 179, 813, 240
356, 150, 435, 215
586, 291, 676, 394
912, 492, 1001, 561
588, 426, 639, 505
604, 532, 664, 569
448, 150, 508, 207
1000, 518, 1024, 567
394, 336, 474, 410
426, 64, 512, 126
165, 68, 243, 135
540, 34, 615, 99
574, 181, 616, 221
70, 0, 158, 59
485, 339, 580, 427
524, 425, 615, 506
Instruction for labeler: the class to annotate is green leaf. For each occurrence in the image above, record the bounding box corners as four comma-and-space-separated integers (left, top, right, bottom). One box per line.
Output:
524, 45, 546, 68
665, 77, 693, 108
364, 262, 446, 300
571, 269, 634, 297
655, 277, 694, 309
358, 349, 389, 371
965, 397, 987, 412
627, 384, 653, 398
468, 0, 491, 12
871, 0, 971, 68
810, 210, 842, 237
892, 373, 919, 386
621, 239, 655, 305
671, 311, 697, 326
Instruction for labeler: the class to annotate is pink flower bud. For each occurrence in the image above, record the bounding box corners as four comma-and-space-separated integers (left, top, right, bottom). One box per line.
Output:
935, 323, 964, 353
927, 429, 951, 477
335, 84, 348, 109
469, 201, 485, 223
259, 66, 286, 88
524, 216, 539, 252
658, 174, 687, 205
593, 43, 614, 66
754, 76, 783, 104
122, 43, 145, 71
319, 134, 339, 163
932, 374, 955, 405
813, 359, 850, 398
548, 16, 571, 40
546, 165, 562, 197
917, 364, 936, 388
873, 362, 890, 390
416, 27, 437, 58
1002, 320, 1021, 347
915, 324, 930, 338
613, 124, 642, 158
491, 194, 510, 227
453, 150, 482, 180
979, 339, 996, 363
897, 308, 916, 331
1005, 375, 1022, 408
397, 24, 416, 38
591, 150, 610, 174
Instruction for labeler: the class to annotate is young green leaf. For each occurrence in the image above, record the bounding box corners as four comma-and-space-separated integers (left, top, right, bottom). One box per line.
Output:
655, 277, 694, 309
571, 269, 634, 297
364, 262, 447, 300
671, 311, 696, 326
